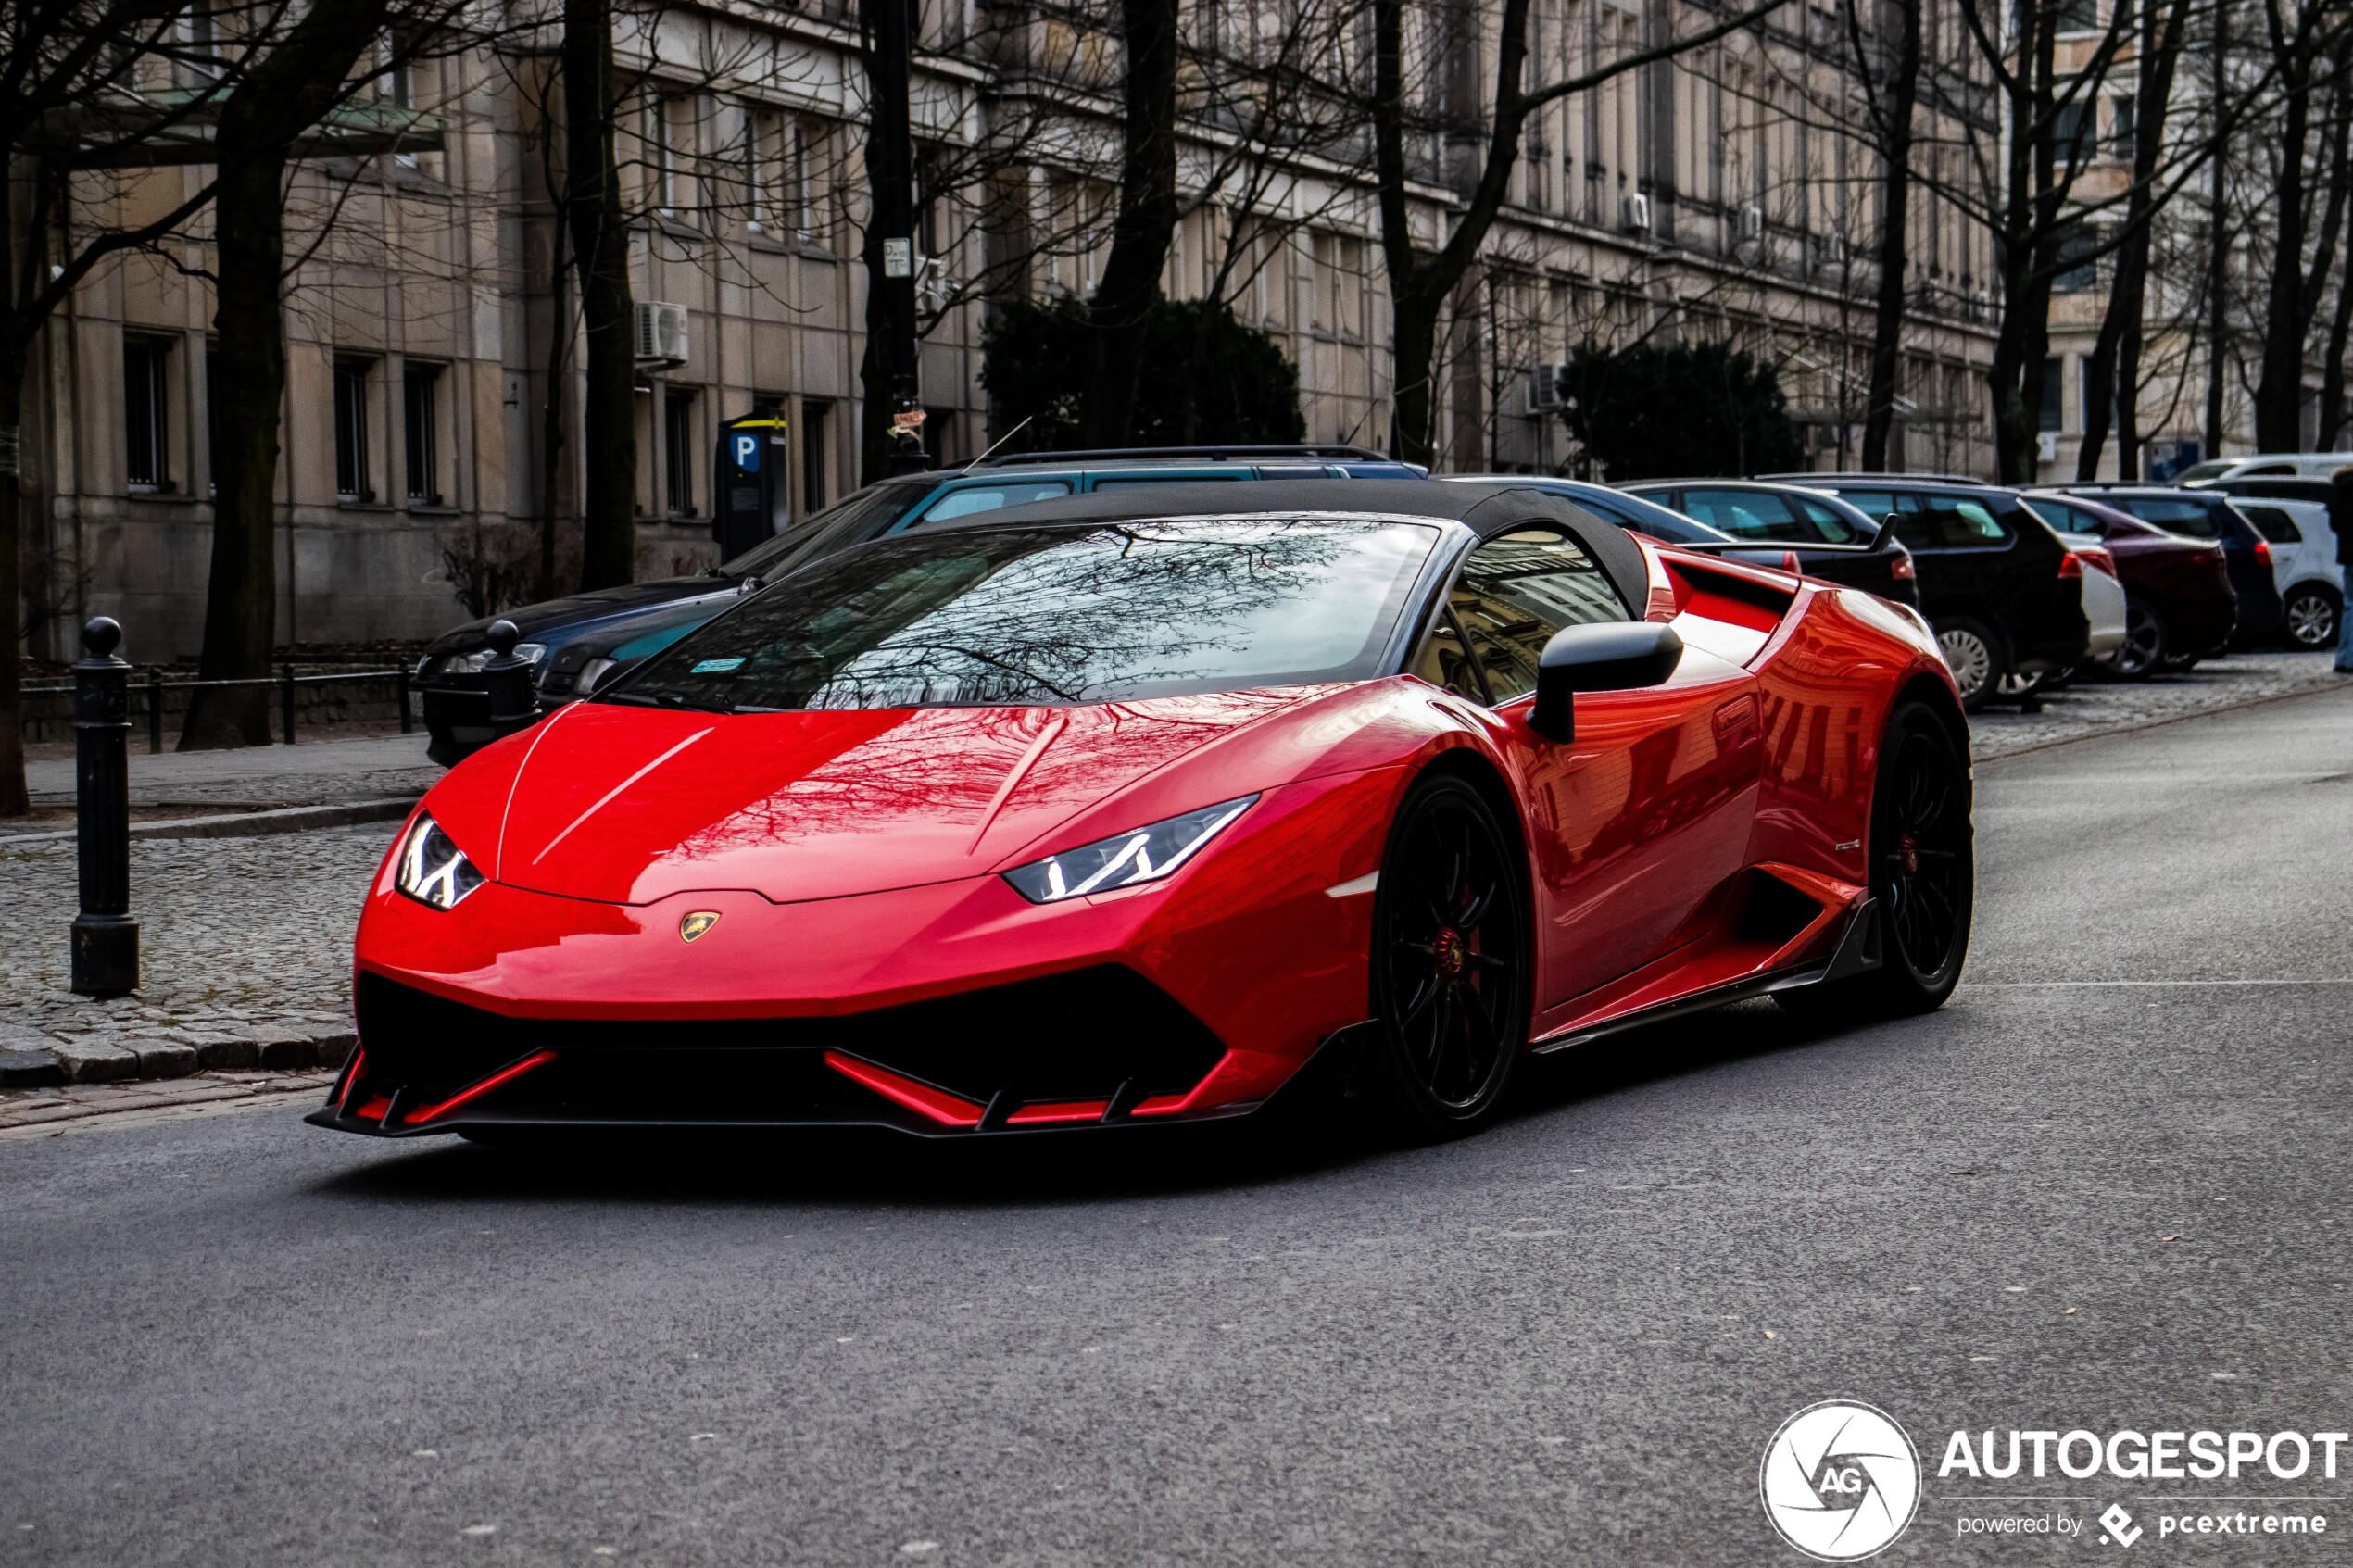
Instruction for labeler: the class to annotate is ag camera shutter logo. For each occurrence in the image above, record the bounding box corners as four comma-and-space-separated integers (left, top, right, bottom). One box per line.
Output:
1760, 1400, 1922, 1560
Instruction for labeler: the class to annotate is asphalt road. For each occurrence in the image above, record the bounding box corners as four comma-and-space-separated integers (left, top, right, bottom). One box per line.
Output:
5, 686, 2350, 1567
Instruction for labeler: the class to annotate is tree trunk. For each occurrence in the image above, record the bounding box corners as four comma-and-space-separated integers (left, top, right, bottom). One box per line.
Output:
2322, 185, 2353, 448
2203, 0, 2230, 453
564, 0, 637, 588
182, 0, 391, 749
1080, 0, 1180, 446
1861, 0, 1922, 473
182, 146, 291, 747
537, 224, 569, 602
2078, 0, 2190, 481
858, 232, 899, 484
0, 357, 28, 815
1389, 292, 1444, 470
2252, 49, 2314, 452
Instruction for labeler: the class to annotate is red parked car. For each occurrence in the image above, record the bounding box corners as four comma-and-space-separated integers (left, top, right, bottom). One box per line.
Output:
2022, 492, 2237, 677
314, 481, 1971, 1144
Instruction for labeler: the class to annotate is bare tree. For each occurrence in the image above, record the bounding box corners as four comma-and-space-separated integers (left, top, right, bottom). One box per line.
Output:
2249, 7, 2352, 450
1846, 0, 1925, 472
1078, 0, 1179, 445
1369, 0, 1793, 468
0, 0, 263, 809
2076, 0, 2195, 479
565, 0, 635, 586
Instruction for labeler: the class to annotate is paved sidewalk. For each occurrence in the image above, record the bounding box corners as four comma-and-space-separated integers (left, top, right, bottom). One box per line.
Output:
21, 730, 440, 811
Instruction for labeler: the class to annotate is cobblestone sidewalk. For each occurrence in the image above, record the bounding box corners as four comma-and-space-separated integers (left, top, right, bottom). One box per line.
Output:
0, 822, 390, 1083
1967, 649, 2345, 759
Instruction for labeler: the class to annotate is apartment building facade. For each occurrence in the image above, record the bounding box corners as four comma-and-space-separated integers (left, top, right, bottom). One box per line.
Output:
22, 0, 2001, 659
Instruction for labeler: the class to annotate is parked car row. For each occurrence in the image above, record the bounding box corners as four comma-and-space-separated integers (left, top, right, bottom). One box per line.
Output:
412, 446, 2343, 759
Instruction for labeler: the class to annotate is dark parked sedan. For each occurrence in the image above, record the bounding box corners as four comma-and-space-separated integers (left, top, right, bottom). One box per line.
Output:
1617, 480, 1919, 606
1759, 475, 2090, 711
2021, 492, 2237, 675
2057, 485, 2284, 644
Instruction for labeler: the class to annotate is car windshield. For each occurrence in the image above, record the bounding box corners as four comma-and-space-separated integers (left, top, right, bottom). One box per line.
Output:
2171, 460, 2233, 483
718, 479, 934, 578
611, 518, 1441, 711
1568, 488, 1732, 545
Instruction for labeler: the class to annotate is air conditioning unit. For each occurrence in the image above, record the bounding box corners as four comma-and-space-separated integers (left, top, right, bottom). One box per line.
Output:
1620, 193, 1653, 233
1525, 367, 1565, 415
1738, 204, 1764, 241
633, 300, 689, 367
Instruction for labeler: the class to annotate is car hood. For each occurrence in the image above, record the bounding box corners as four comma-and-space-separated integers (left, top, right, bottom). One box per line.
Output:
441, 689, 1340, 906
424, 577, 722, 654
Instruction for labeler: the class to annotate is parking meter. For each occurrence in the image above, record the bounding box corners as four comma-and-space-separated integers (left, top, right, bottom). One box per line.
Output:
714, 415, 791, 561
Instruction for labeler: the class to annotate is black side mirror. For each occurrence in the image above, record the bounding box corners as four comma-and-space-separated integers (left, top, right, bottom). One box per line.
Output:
1529, 621, 1684, 743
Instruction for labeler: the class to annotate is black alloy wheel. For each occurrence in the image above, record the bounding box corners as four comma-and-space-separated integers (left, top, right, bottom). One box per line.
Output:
2282, 584, 2341, 652
1778, 701, 1972, 1021
2106, 597, 2166, 679
1368, 774, 1530, 1136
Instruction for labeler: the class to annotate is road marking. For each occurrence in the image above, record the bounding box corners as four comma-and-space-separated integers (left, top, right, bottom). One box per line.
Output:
1324, 871, 1378, 898
1973, 979, 2353, 987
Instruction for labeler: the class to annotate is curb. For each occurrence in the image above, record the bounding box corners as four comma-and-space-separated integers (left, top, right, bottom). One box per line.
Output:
1973, 673, 2350, 765
0, 1022, 357, 1086
0, 797, 418, 847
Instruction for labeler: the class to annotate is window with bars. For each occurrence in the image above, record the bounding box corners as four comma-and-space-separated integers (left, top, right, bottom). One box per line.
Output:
801, 400, 830, 514
334, 359, 374, 501
665, 390, 697, 517
124, 338, 172, 493
404, 363, 442, 505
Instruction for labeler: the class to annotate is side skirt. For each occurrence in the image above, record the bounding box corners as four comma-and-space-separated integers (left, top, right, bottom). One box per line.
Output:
1529, 898, 1881, 1056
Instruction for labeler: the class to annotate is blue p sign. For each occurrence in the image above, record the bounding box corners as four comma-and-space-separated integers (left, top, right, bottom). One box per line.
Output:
732, 433, 761, 473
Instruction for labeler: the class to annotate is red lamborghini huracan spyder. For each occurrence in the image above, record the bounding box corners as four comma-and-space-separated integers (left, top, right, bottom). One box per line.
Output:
315, 479, 1972, 1142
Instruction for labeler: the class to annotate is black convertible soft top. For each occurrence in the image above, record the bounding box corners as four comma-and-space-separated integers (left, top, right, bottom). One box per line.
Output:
946, 478, 1653, 623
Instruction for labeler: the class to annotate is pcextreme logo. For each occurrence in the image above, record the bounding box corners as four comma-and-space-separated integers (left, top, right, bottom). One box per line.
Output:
1761, 1400, 1924, 1561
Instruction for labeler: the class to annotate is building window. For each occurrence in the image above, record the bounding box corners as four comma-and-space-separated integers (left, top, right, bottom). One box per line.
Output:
801, 399, 830, 514
404, 362, 442, 505
657, 95, 697, 216
2052, 226, 2099, 293
124, 338, 172, 493
2040, 357, 2064, 433
2108, 94, 2136, 159
334, 358, 374, 501
664, 389, 697, 516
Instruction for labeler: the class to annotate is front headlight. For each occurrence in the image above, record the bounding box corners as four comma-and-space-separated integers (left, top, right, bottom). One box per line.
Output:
437, 643, 546, 676
1002, 795, 1258, 904
396, 814, 486, 909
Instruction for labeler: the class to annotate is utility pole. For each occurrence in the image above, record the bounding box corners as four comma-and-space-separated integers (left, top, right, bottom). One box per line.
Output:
870, 0, 928, 473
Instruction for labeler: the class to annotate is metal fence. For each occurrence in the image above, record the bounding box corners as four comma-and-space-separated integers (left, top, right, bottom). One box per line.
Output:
21, 665, 412, 753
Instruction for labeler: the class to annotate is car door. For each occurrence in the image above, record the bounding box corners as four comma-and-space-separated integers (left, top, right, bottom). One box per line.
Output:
1416, 527, 1764, 1005
2237, 504, 2306, 594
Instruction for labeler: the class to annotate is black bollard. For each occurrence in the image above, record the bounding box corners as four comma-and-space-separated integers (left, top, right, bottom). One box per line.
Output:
481, 619, 541, 741
70, 617, 139, 997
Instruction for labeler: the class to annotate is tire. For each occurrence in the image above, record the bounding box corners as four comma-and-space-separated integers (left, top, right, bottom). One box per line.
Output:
2105, 597, 2166, 680
1933, 618, 2006, 713
1365, 773, 1531, 1138
2282, 584, 2342, 652
1776, 702, 1973, 1022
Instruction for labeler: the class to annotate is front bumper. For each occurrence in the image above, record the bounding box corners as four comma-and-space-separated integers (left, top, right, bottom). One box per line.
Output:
325, 769, 1398, 1137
